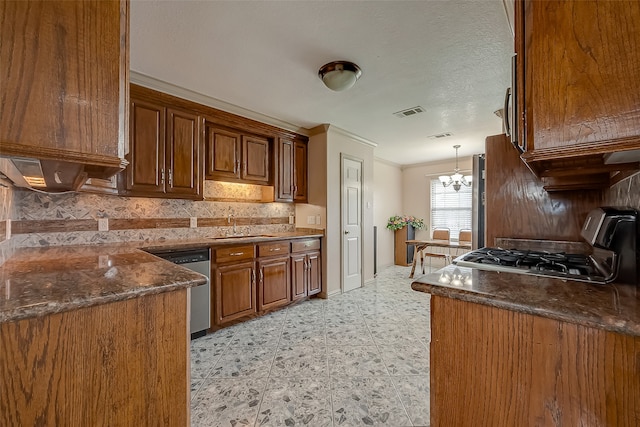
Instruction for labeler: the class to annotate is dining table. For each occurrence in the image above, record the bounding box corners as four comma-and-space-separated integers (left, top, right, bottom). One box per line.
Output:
405, 239, 472, 278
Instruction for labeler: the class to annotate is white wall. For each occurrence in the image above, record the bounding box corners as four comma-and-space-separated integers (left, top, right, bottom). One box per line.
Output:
305, 125, 376, 296
373, 158, 403, 269
402, 156, 473, 240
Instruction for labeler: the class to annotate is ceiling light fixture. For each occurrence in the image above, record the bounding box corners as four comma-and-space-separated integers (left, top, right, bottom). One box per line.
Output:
439, 145, 472, 192
318, 61, 362, 92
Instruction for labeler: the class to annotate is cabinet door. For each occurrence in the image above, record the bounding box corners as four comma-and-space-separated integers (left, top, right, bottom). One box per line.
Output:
276, 138, 294, 201
290, 254, 307, 301
0, 0, 128, 171
293, 141, 308, 202
258, 256, 291, 311
307, 251, 322, 296
205, 126, 241, 180
166, 108, 201, 197
242, 135, 270, 183
214, 261, 256, 325
522, 0, 640, 153
126, 99, 165, 194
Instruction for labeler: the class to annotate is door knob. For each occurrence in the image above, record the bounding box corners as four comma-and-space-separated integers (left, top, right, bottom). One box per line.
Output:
344, 230, 350, 234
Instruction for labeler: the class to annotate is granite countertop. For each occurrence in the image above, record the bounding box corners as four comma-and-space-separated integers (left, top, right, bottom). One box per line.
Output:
411, 264, 640, 336
0, 231, 324, 323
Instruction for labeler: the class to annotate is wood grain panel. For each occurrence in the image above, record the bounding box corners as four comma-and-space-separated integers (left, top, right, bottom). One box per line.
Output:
276, 138, 294, 201
0, 0, 126, 159
431, 296, 640, 427
0, 221, 6, 243
0, 290, 189, 426
485, 134, 603, 245
12, 219, 98, 234
257, 255, 290, 311
109, 218, 190, 230
242, 135, 270, 183
214, 260, 256, 324
291, 238, 320, 253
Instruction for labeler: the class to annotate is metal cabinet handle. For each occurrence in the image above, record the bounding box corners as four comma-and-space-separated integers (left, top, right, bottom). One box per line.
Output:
251, 269, 256, 284
168, 169, 173, 186
503, 87, 511, 138
269, 247, 281, 251
259, 269, 264, 284
160, 168, 165, 185
229, 252, 244, 256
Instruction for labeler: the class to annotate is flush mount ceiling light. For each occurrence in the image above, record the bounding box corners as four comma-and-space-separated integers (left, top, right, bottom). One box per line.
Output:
318, 61, 362, 92
439, 145, 472, 192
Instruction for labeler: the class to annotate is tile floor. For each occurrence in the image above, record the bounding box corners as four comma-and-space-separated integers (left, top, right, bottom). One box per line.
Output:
190, 265, 431, 427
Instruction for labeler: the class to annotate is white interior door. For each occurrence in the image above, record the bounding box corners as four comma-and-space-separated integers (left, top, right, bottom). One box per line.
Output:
342, 155, 362, 292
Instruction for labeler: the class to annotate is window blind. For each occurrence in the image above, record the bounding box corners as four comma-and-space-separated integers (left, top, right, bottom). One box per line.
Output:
430, 178, 472, 240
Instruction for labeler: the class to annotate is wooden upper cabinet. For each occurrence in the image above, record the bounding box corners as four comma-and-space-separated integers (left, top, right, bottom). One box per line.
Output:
276, 138, 294, 201
166, 109, 201, 197
516, 0, 640, 190
206, 127, 241, 180
205, 123, 271, 185
126, 99, 165, 194
276, 137, 308, 202
241, 135, 270, 183
294, 140, 308, 202
124, 86, 203, 199
0, 0, 129, 178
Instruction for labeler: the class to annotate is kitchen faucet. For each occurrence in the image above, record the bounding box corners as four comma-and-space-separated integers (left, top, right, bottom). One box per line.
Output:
228, 213, 239, 235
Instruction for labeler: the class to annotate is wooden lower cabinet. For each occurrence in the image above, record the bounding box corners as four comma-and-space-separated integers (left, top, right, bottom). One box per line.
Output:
430, 295, 640, 426
257, 255, 290, 311
0, 290, 189, 426
213, 260, 256, 325
291, 253, 308, 300
291, 240, 322, 301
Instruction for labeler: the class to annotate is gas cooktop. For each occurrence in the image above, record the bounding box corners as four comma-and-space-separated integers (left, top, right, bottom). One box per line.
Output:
454, 247, 614, 284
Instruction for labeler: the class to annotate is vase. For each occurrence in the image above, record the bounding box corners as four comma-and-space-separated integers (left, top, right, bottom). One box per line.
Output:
394, 225, 415, 266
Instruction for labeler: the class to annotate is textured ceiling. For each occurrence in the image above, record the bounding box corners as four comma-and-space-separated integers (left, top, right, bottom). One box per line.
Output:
130, 0, 513, 165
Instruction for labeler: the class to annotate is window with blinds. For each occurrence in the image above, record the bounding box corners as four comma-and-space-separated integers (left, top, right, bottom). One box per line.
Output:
430, 178, 472, 240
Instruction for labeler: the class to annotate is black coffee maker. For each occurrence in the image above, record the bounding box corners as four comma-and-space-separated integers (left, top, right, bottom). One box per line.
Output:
581, 207, 639, 285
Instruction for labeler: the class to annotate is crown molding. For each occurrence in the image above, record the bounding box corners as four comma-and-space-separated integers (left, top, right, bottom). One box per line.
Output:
374, 157, 402, 168
130, 71, 309, 136
309, 124, 378, 148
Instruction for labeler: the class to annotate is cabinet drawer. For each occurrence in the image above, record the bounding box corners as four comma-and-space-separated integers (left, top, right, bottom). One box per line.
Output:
291, 239, 320, 253
213, 245, 255, 263
257, 241, 290, 257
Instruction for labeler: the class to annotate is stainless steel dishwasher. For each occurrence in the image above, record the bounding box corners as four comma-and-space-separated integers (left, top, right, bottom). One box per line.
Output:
147, 248, 210, 339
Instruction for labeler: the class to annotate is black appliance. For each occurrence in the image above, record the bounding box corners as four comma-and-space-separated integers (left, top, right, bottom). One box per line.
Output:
454, 207, 639, 285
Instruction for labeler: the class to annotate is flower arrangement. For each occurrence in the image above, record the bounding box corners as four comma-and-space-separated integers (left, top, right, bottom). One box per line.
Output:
386, 215, 425, 231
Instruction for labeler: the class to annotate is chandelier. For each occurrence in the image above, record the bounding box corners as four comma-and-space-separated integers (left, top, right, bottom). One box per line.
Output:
439, 145, 472, 192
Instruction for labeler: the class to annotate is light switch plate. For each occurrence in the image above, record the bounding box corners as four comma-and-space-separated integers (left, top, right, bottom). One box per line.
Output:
98, 255, 111, 269
5, 219, 10, 240
307, 215, 315, 225
316, 215, 321, 225
98, 218, 109, 232
190, 217, 197, 228
289, 214, 294, 224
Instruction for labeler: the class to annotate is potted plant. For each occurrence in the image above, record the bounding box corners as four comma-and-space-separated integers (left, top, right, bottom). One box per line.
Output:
387, 215, 425, 266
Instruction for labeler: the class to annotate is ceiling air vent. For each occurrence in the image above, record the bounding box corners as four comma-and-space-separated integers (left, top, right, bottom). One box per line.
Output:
427, 132, 453, 139
393, 106, 425, 118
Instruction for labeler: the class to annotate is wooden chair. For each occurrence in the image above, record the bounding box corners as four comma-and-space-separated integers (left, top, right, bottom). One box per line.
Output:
419, 228, 452, 274
459, 229, 472, 244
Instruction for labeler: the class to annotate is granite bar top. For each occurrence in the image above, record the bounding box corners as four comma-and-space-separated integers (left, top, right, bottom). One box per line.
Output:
412, 264, 640, 337
0, 231, 323, 323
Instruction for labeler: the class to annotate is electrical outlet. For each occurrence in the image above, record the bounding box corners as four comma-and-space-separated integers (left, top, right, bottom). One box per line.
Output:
190, 217, 197, 228
289, 214, 295, 224
307, 215, 315, 225
5, 219, 10, 240
98, 255, 111, 268
98, 218, 109, 232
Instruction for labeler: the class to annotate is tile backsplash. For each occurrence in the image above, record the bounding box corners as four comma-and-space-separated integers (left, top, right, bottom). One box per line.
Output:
12, 181, 295, 248
606, 173, 640, 209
